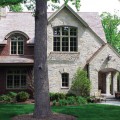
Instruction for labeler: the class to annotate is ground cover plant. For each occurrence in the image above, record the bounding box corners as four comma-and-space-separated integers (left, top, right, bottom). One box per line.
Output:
0, 104, 120, 120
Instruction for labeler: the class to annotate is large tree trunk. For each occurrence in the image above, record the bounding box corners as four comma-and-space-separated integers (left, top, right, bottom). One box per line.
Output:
33, 0, 51, 118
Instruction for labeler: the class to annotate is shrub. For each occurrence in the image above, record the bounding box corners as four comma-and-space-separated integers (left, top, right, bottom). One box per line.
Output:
66, 93, 76, 98
71, 68, 91, 97
16, 91, 30, 102
76, 96, 87, 105
66, 96, 76, 105
0, 95, 12, 103
86, 96, 96, 103
8, 92, 17, 99
49, 93, 66, 101
58, 99, 68, 106
52, 100, 57, 106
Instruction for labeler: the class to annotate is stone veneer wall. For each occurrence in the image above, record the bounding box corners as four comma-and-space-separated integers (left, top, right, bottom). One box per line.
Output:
47, 8, 103, 93
89, 45, 120, 95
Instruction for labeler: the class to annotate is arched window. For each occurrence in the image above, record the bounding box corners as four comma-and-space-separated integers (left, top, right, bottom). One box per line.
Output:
10, 35, 24, 55
62, 73, 69, 87
53, 26, 77, 52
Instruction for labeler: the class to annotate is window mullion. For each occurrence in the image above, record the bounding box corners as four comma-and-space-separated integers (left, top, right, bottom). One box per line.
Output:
13, 74, 14, 89
60, 27, 62, 52
17, 39, 18, 55
20, 72, 21, 89
68, 27, 70, 52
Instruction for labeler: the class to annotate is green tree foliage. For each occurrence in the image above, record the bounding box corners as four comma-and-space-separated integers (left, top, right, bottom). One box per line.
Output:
71, 68, 91, 97
0, 0, 23, 12
101, 12, 120, 52
24, 0, 81, 11
9, 3, 23, 12
0, 0, 23, 6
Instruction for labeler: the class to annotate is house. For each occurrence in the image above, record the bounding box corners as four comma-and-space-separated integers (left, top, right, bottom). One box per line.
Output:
0, 5, 120, 96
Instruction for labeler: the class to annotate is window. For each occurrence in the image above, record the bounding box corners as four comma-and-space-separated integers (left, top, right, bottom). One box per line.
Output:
7, 69, 27, 89
62, 73, 69, 87
10, 35, 24, 55
53, 26, 77, 52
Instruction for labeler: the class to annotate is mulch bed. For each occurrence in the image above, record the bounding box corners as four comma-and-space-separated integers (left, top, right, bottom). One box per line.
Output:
12, 113, 76, 120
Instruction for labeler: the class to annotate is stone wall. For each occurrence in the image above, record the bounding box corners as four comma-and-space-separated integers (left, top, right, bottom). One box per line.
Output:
47, 7, 103, 93
89, 44, 120, 95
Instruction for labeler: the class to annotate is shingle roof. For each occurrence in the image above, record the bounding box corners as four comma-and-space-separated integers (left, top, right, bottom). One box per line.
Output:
0, 7, 107, 44
77, 12, 106, 42
0, 55, 33, 64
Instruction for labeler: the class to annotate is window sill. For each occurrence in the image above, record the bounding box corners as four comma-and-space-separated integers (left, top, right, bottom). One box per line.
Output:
61, 87, 69, 89
6, 88, 27, 90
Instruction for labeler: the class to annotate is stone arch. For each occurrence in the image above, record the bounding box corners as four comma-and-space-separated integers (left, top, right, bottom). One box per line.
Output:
4, 31, 29, 40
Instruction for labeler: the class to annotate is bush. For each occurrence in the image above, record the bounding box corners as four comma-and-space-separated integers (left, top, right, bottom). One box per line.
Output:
49, 93, 66, 101
0, 95, 12, 103
71, 68, 91, 97
86, 96, 96, 103
52, 100, 57, 106
16, 91, 29, 102
66, 96, 76, 105
66, 93, 76, 98
8, 92, 17, 100
58, 99, 68, 106
76, 96, 87, 105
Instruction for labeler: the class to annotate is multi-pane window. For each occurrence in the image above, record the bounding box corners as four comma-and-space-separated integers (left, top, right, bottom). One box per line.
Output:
11, 35, 24, 55
7, 69, 27, 89
62, 73, 69, 87
53, 26, 77, 52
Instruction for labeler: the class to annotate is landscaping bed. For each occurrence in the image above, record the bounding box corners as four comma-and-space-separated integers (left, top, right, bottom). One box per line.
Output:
12, 113, 76, 120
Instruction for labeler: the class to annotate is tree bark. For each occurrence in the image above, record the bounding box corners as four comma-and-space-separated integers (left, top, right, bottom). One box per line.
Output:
33, 0, 51, 118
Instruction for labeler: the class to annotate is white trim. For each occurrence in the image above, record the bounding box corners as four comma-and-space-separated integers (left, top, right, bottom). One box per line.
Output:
6, 69, 27, 89
10, 35, 24, 55
53, 26, 78, 52
61, 73, 69, 88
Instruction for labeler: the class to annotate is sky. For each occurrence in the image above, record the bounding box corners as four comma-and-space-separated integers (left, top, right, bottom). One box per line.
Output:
47, 0, 120, 16
80, 0, 120, 14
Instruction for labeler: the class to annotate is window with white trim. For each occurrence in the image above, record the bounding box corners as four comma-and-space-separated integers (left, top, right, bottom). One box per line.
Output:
62, 73, 69, 87
7, 69, 27, 89
10, 35, 24, 55
53, 26, 77, 52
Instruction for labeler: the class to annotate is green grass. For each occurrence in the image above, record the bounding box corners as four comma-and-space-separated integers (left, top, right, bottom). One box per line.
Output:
0, 103, 120, 120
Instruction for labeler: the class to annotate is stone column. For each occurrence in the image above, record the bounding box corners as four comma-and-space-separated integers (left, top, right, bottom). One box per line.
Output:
106, 72, 111, 95
113, 72, 118, 94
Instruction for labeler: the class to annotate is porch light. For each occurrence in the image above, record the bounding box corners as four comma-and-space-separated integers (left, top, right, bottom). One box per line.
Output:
107, 54, 112, 60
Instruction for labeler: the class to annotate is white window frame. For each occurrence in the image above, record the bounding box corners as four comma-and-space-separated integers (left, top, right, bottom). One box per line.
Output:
61, 73, 69, 89
6, 69, 27, 89
53, 26, 78, 52
10, 35, 24, 55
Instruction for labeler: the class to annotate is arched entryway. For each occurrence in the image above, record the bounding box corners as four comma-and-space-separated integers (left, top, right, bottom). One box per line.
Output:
98, 68, 119, 95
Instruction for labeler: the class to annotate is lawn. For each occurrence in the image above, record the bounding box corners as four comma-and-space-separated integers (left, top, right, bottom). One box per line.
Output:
0, 103, 120, 120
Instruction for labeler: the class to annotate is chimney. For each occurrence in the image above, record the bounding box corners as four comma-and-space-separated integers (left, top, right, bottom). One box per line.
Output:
0, 7, 7, 18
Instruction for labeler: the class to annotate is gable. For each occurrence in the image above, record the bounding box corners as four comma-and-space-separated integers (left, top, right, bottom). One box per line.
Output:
88, 44, 120, 71
48, 4, 107, 44
48, 4, 88, 27
48, 7, 86, 33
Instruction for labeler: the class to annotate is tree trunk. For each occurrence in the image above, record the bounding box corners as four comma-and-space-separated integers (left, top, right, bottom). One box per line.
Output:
33, 0, 51, 118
